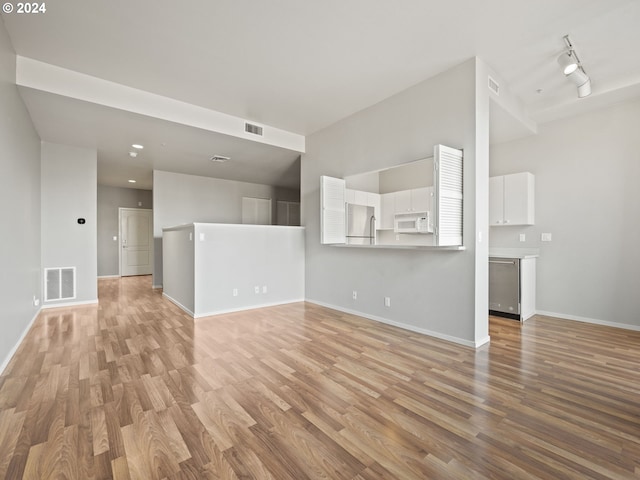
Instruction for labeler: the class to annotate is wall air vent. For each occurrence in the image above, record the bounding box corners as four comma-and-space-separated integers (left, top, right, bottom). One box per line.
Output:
245, 122, 264, 136
45, 267, 76, 301
210, 155, 230, 163
488, 76, 500, 96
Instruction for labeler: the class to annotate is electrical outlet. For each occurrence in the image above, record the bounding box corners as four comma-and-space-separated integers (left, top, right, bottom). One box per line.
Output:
352, 291, 357, 300
233, 288, 238, 297
113, 236, 118, 241
541, 233, 552, 242
384, 297, 391, 307
254, 286, 260, 294
519, 233, 526, 242
262, 286, 267, 294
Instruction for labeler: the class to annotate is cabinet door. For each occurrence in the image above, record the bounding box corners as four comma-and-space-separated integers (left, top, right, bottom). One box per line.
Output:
345, 189, 356, 205
354, 190, 368, 206
380, 193, 395, 229
394, 190, 411, 213
489, 176, 504, 225
411, 187, 429, 212
504, 173, 534, 225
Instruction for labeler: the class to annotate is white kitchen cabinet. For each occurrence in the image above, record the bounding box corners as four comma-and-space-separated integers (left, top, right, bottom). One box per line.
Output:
354, 190, 368, 206
393, 188, 430, 214
490, 172, 535, 226
411, 187, 430, 213
345, 188, 355, 205
394, 190, 411, 213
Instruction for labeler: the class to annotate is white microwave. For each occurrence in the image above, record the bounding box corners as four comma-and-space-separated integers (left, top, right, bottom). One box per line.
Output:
394, 212, 432, 234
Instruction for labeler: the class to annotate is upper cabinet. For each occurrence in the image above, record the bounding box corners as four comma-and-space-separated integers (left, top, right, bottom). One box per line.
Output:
489, 172, 535, 226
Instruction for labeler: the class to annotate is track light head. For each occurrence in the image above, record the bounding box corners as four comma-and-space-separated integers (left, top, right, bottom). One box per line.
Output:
558, 35, 591, 99
557, 51, 578, 75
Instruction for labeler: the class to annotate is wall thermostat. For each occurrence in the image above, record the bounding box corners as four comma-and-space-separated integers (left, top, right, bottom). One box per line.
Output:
77, 218, 86, 224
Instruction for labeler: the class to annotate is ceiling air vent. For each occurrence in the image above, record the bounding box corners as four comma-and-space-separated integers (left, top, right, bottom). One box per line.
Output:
488, 76, 500, 96
245, 122, 263, 136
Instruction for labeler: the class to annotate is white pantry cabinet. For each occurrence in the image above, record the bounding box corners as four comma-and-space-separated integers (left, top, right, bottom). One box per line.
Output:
489, 172, 535, 226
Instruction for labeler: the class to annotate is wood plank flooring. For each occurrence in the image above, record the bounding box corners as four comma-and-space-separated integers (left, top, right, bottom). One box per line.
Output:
1, 275, 639, 479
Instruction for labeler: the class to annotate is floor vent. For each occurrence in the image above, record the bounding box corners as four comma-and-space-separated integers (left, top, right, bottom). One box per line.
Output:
45, 267, 76, 301
488, 76, 500, 96
245, 122, 263, 136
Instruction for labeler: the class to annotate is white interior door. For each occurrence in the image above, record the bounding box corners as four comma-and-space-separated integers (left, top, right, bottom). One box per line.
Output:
119, 208, 153, 276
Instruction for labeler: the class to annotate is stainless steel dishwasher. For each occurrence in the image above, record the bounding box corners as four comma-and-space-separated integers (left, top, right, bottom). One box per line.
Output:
489, 257, 520, 320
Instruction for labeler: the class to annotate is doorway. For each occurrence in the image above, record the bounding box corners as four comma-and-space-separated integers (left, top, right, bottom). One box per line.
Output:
119, 208, 153, 276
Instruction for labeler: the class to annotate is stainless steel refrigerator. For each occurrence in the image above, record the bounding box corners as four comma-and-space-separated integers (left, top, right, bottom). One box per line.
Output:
346, 203, 375, 245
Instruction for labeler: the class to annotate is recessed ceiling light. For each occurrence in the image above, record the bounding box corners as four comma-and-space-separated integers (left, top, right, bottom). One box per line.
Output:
131, 144, 144, 149
128, 179, 136, 183
210, 155, 230, 163
129, 151, 138, 158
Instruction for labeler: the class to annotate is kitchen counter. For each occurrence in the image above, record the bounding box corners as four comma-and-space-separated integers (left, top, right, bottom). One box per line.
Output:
489, 248, 539, 259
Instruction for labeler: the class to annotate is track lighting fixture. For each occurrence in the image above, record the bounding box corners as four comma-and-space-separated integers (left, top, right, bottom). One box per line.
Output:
558, 35, 591, 98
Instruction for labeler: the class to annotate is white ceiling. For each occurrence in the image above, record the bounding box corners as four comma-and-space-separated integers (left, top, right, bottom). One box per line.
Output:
3, 0, 640, 189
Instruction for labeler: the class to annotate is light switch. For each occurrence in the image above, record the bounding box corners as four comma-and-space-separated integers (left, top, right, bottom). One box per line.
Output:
113, 236, 118, 241
541, 233, 552, 242
199, 233, 205, 241
519, 234, 526, 242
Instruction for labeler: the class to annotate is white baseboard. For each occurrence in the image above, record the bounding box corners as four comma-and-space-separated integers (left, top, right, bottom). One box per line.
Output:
536, 310, 640, 332
42, 299, 99, 310
306, 299, 487, 348
0, 307, 41, 375
98, 275, 120, 279
194, 299, 305, 319
162, 293, 195, 317
152, 284, 162, 290
162, 294, 306, 319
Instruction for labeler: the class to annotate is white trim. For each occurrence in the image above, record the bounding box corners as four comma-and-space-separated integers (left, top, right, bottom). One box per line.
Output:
98, 275, 120, 279
152, 284, 163, 290
162, 293, 195, 317
119, 207, 153, 277
42, 299, 99, 309
536, 310, 640, 332
194, 299, 305, 319
0, 307, 41, 375
162, 293, 305, 319
306, 299, 487, 348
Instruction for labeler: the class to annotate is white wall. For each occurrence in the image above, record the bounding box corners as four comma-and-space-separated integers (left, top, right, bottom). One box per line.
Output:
0, 20, 42, 371
41, 142, 98, 306
302, 59, 490, 347
490, 100, 640, 329
162, 223, 305, 317
152, 170, 298, 286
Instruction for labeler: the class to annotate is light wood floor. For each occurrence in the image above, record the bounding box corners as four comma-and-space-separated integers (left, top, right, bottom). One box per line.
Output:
1, 276, 639, 479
